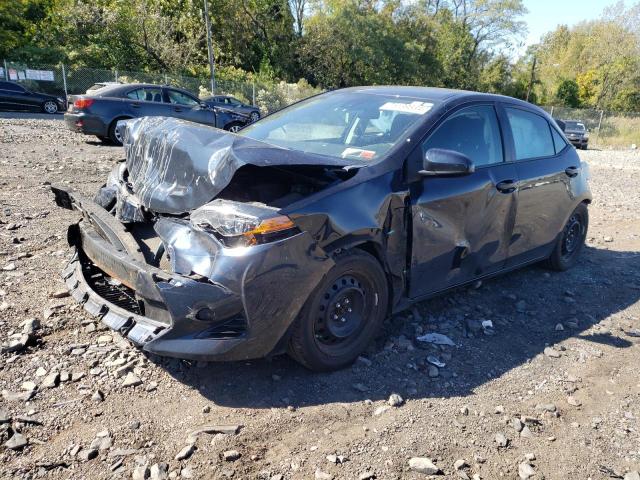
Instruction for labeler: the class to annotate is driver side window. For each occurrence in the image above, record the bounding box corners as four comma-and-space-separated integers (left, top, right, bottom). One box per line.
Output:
422, 105, 504, 167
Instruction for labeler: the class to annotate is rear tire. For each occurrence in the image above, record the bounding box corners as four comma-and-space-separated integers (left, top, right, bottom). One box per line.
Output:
224, 122, 243, 133
544, 203, 588, 271
42, 101, 58, 114
288, 249, 389, 371
108, 119, 126, 146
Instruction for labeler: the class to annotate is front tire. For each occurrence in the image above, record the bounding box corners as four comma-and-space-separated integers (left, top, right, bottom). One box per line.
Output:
288, 249, 389, 371
42, 101, 58, 114
224, 122, 244, 133
544, 203, 588, 271
250, 111, 260, 122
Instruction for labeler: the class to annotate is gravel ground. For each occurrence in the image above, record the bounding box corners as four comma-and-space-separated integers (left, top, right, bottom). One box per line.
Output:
1, 118, 639, 480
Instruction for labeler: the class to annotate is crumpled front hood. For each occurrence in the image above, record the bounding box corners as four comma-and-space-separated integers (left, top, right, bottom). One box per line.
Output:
121, 116, 358, 214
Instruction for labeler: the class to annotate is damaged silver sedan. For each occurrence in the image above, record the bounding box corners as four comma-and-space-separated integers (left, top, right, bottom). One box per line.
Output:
52, 87, 591, 371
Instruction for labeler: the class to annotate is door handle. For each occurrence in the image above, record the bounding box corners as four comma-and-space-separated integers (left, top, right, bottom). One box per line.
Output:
496, 180, 517, 194
131, 103, 140, 108
174, 107, 183, 112
565, 166, 579, 177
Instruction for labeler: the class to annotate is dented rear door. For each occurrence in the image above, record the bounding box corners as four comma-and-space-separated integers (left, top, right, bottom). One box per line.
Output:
408, 103, 518, 298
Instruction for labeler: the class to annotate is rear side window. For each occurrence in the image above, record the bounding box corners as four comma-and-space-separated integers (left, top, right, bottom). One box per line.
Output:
127, 88, 163, 102
506, 108, 555, 160
422, 104, 504, 167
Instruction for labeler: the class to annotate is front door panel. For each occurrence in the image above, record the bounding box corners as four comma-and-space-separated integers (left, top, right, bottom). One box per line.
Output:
409, 163, 518, 297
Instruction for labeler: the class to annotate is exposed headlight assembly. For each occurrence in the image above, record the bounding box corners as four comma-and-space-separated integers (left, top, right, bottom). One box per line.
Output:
190, 199, 298, 247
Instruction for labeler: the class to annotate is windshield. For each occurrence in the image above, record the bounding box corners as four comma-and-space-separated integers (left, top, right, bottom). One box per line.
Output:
565, 121, 586, 131
239, 90, 436, 162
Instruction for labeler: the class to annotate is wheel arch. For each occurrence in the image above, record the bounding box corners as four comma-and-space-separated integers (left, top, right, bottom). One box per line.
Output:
109, 115, 133, 129
268, 240, 392, 361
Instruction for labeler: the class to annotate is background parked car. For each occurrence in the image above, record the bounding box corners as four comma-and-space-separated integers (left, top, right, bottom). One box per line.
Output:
562, 120, 589, 149
0, 80, 66, 114
64, 83, 250, 145
86, 81, 122, 93
553, 118, 566, 132
202, 94, 261, 122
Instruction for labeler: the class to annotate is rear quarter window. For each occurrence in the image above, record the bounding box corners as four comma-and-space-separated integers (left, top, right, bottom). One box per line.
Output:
506, 107, 555, 160
551, 126, 568, 154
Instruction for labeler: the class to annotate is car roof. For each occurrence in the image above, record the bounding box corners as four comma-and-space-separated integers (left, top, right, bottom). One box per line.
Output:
338, 86, 540, 109
91, 83, 196, 97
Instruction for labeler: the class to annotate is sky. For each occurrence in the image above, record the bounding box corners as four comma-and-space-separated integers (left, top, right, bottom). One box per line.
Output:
522, 0, 614, 47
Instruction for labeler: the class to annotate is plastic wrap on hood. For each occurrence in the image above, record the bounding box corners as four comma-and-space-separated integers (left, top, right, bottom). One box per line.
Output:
122, 117, 239, 214
121, 116, 362, 215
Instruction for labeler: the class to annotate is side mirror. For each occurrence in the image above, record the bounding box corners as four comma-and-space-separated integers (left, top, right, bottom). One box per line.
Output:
420, 148, 474, 176
199, 102, 210, 109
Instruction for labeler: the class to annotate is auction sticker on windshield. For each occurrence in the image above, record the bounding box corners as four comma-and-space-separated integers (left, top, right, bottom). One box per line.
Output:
341, 147, 377, 160
380, 101, 433, 115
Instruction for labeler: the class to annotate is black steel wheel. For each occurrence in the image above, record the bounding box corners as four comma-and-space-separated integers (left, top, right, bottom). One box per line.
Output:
288, 249, 389, 371
545, 203, 588, 271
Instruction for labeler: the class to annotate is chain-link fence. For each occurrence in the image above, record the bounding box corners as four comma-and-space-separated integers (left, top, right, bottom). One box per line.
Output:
5, 60, 637, 148
1, 60, 322, 115
541, 105, 640, 149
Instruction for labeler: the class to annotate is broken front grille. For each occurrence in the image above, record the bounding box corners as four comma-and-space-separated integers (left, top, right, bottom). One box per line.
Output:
194, 315, 247, 339
82, 261, 144, 316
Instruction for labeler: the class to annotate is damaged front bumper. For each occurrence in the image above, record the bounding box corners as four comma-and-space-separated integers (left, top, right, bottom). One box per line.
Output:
52, 188, 333, 362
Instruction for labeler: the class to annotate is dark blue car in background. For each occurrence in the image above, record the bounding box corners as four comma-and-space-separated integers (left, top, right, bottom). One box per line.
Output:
64, 83, 250, 145
202, 94, 261, 122
0, 80, 67, 114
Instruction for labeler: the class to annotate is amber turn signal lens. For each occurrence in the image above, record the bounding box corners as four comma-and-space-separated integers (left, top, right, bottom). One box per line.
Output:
242, 215, 295, 244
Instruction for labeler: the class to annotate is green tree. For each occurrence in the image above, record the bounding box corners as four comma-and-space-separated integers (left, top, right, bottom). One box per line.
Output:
534, 18, 640, 110
555, 79, 580, 107
0, 0, 65, 62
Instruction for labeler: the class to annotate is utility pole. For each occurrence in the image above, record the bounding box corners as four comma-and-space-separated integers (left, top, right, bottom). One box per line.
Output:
526, 56, 537, 103
203, 0, 216, 94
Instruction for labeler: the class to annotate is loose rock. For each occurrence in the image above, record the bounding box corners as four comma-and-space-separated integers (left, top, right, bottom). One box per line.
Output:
518, 462, 536, 479
408, 457, 441, 475
388, 393, 404, 407
122, 372, 142, 388
5, 433, 28, 450
150, 463, 169, 480
544, 347, 562, 358
175, 444, 196, 461
495, 432, 509, 447
223, 449, 241, 461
